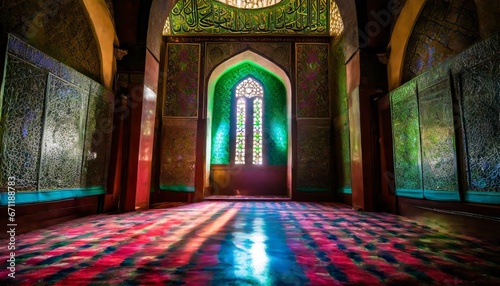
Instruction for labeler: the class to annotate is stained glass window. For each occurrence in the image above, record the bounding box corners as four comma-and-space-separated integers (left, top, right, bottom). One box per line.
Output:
235, 98, 246, 164
253, 98, 263, 164
235, 77, 264, 165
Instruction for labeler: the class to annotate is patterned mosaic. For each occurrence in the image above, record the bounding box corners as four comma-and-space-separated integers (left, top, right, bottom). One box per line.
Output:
297, 122, 331, 190
418, 77, 459, 194
39, 75, 88, 190
160, 120, 197, 189
0, 0, 101, 81
459, 57, 500, 193
296, 44, 330, 118
6, 35, 92, 91
402, 0, 480, 83
211, 63, 287, 165
329, 0, 343, 37
165, 44, 200, 117
81, 85, 114, 188
390, 81, 423, 195
205, 42, 291, 74
167, 0, 328, 35
0, 56, 48, 192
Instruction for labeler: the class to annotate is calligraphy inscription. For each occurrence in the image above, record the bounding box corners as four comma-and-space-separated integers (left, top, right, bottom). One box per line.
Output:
169, 0, 328, 35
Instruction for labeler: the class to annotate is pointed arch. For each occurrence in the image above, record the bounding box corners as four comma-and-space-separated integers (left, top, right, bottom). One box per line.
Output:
205, 50, 293, 191
82, 0, 118, 88
387, 0, 427, 90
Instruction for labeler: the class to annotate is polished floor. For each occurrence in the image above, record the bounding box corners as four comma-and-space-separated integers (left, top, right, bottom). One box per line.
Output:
1, 202, 499, 285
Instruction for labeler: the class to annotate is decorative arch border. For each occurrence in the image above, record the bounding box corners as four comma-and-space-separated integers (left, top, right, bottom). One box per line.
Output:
146, 0, 359, 63
142, 0, 361, 202
81, 0, 118, 89
205, 50, 293, 196
387, 0, 427, 91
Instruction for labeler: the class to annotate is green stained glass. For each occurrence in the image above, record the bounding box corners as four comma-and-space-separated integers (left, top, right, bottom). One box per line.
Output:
235, 77, 263, 165
253, 97, 263, 164
235, 98, 246, 164
212, 63, 286, 165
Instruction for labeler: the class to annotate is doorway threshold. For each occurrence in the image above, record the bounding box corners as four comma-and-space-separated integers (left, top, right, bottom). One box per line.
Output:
204, 195, 291, 201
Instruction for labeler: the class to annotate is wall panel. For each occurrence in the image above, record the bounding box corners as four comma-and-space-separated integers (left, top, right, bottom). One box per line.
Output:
81, 84, 114, 188
165, 43, 200, 117
205, 42, 292, 74
0, 35, 112, 205
160, 119, 197, 192
391, 33, 500, 204
0, 56, 48, 192
417, 75, 460, 201
0, 0, 102, 80
390, 81, 423, 198
39, 75, 88, 190
296, 121, 331, 191
458, 56, 500, 202
296, 44, 330, 118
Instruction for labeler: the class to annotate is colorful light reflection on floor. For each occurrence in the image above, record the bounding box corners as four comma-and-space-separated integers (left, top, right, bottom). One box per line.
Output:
1, 202, 499, 285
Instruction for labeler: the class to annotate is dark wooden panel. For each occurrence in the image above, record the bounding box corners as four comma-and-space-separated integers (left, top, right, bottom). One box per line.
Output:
0, 196, 99, 238
210, 165, 287, 196
150, 191, 191, 203
398, 197, 500, 244
293, 190, 335, 202
376, 94, 397, 214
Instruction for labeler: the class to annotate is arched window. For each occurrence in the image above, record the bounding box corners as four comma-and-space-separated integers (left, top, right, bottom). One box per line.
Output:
234, 77, 263, 165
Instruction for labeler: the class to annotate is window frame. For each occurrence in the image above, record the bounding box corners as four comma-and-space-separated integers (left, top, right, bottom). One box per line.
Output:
230, 76, 266, 166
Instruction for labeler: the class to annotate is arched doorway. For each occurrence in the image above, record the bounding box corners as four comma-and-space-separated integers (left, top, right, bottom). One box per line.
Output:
205, 51, 293, 198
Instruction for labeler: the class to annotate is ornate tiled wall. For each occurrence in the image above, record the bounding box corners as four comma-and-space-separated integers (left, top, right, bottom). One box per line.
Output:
162, 39, 333, 194
205, 42, 292, 74
159, 120, 197, 192
0, 57, 48, 192
391, 33, 500, 204
297, 122, 331, 191
210, 62, 288, 166
81, 84, 114, 188
161, 43, 201, 191
390, 81, 423, 198
0, 35, 113, 205
454, 48, 500, 199
39, 75, 89, 190
296, 44, 330, 118
402, 0, 480, 83
0, 0, 101, 81
417, 75, 459, 200
295, 43, 332, 192
165, 44, 200, 117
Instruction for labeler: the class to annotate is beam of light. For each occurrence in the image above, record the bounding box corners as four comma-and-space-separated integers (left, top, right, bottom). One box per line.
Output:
175, 207, 239, 265
52, 205, 227, 286
232, 216, 270, 284
250, 217, 269, 284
